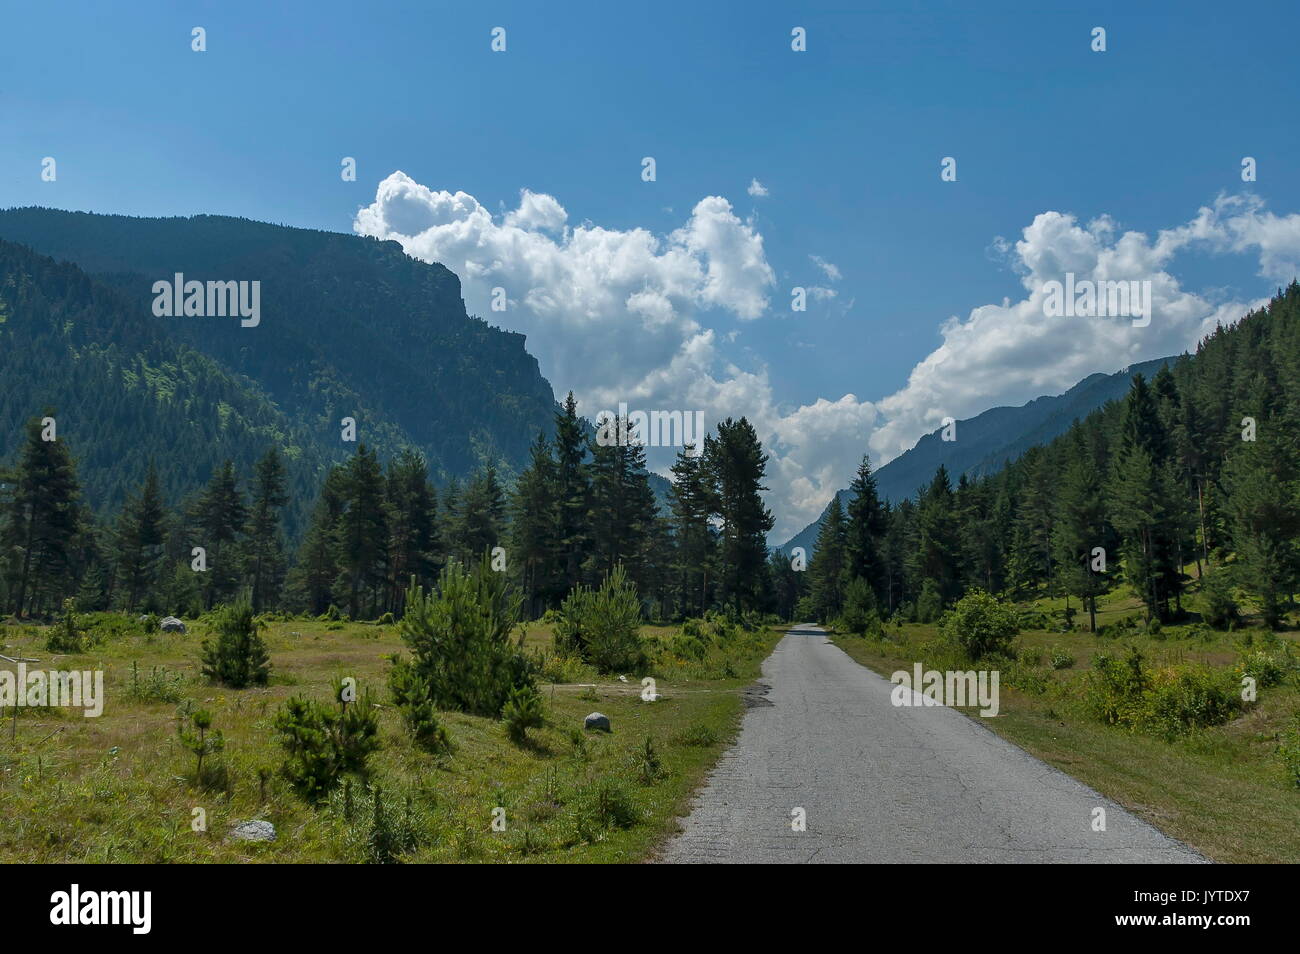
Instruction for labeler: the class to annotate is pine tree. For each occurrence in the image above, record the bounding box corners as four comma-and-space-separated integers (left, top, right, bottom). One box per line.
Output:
845, 456, 888, 604
587, 414, 657, 591
808, 495, 848, 621
1051, 430, 1111, 631
192, 460, 247, 609
914, 466, 962, 606
668, 443, 716, 617
245, 448, 289, 613
1110, 375, 1184, 622
384, 449, 439, 614
337, 445, 389, 619
4, 415, 81, 618
509, 432, 560, 617
1222, 392, 1300, 628
456, 464, 506, 564
113, 461, 167, 612
705, 418, 775, 615
553, 392, 590, 595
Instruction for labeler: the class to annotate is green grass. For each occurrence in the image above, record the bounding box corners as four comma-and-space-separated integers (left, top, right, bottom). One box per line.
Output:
0, 616, 784, 863
830, 606, 1300, 863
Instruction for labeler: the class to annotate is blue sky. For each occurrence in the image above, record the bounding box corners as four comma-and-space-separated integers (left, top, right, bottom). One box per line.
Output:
5, 0, 1300, 538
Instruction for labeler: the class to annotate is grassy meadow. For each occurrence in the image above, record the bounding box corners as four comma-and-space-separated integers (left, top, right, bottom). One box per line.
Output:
0, 613, 784, 863
831, 580, 1300, 863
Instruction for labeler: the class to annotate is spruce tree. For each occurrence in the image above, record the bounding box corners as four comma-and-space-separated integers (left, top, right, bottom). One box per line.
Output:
705, 417, 775, 615
845, 455, 888, 604
808, 495, 848, 622
4, 414, 81, 618
553, 392, 590, 595
245, 448, 289, 613
113, 461, 166, 612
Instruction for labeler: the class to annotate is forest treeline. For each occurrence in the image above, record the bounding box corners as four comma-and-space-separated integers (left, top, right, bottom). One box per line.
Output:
804, 282, 1300, 632
0, 392, 777, 623
4, 284, 1299, 630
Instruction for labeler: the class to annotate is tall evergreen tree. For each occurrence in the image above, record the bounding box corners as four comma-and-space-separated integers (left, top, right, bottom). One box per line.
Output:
3, 415, 81, 618
113, 461, 167, 612
552, 392, 590, 595
669, 443, 716, 617
336, 445, 388, 618
808, 495, 848, 622
245, 448, 289, 613
845, 456, 888, 605
705, 418, 775, 614
509, 432, 560, 617
192, 459, 247, 609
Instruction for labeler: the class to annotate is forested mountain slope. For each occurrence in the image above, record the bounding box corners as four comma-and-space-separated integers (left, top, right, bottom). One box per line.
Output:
0, 208, 558, 491
780, 355, 1175, 557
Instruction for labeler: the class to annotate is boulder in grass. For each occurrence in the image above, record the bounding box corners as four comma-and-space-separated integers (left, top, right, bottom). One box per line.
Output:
160, 616, 186, 634
583, 712, 611, 733
229, 820, 276, 842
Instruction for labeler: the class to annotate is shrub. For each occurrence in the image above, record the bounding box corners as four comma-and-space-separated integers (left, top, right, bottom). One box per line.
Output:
555, 566, 647, 674
1083, 646, 1242, 739
127, 661, 186, 703
635, 735, 665, 785
377, 612, 395, 626
336, 784, 428, 864
839, 577, 881, 636
572, 776, 639, 839
273, 685, 380, 803
200, 594, 271, 688
1049, 648, 1075, 670
387, 659, 453, 753
940, 589, 1019, 660
397, 556, 534, 717
1201, 571, 1241, 630
47, 599, 88, 653
1237, 650, 1286, 690
1082, 647, 1151, 729
502, 683, 545, 744
1144, 666, 1241, 740
177, 708, 224, 787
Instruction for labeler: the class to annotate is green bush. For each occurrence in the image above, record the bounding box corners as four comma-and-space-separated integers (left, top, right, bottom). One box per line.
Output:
1144, 667, 1241, 740
571, 776, 639, 840
177, 708, 224, 787
1083, 646, 1242, 739
502, 683, 545, 744
1049, 648, 1075, 670
554, 566, 647, 675
397, 556, 535, 717
1083, 647, 1152, 729
127, 661, 186, 703
273, 685, 380, 803
940, 589, 1019, 660
838, 577, 881, 636
46, 599, 88, 653
387, 659, 453, 753
200, 594, 271, 688
1237, 650, 1286, 690
1202, 571, 1241, 630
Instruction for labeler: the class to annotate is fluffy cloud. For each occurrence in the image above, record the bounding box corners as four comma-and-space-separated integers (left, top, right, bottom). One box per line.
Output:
747, 178, 769, 198
868, 196, 1295, 464
355, 174, 1300, 540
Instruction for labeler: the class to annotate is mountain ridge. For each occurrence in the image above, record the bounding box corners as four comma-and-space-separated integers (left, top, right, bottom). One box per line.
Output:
778, 354, 1178, 557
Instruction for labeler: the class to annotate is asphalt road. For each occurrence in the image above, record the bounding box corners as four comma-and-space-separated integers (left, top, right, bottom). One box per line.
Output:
659, 625, 1206, 864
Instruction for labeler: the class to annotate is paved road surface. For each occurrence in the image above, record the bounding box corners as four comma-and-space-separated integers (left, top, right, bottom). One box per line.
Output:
660, 625, 1205, 864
